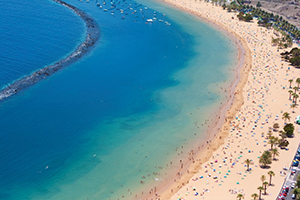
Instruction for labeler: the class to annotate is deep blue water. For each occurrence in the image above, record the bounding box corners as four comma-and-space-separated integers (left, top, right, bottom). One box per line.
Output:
0, 0, 236, 199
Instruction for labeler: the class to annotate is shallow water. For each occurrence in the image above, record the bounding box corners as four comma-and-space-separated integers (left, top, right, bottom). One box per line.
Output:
0, 0, 237, 199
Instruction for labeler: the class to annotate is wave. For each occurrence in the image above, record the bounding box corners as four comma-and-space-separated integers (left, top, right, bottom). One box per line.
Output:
0, 0, 100, 101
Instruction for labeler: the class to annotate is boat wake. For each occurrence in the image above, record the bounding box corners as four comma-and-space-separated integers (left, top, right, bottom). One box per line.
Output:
0, 0, 100, 101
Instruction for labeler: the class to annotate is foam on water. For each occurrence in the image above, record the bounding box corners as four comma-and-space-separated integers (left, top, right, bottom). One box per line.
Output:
0, 0, 237, 199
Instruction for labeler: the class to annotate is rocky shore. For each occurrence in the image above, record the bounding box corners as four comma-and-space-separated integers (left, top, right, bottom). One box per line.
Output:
0, 0, 100, 101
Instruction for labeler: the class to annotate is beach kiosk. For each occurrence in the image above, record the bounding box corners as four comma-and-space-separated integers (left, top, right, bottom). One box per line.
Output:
296, 116, 300, 125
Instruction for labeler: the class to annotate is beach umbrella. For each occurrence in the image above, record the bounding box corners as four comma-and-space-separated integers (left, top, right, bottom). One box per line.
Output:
237, 182, 240, 184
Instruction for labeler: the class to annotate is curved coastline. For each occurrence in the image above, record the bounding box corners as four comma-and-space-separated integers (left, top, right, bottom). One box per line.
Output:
136, 1, 252, 199
0, 0, 100, 101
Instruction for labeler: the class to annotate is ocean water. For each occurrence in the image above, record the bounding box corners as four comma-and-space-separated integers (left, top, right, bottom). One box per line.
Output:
0, 0, 237, 199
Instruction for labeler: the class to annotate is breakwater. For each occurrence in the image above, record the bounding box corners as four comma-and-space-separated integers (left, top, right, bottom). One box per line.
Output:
0, 0, 99, 101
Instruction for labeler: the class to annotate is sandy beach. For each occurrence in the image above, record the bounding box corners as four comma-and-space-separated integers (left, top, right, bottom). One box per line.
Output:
142, 0, 300, 199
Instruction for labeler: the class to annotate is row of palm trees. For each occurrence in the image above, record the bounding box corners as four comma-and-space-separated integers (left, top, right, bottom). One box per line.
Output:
253, 112, 293, 199
245, 172, 276, 200
288, 78, 300, 106
222, 2, 300, 40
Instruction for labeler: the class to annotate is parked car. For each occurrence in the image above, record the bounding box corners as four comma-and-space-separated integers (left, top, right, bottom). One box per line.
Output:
292, 193, 296, 199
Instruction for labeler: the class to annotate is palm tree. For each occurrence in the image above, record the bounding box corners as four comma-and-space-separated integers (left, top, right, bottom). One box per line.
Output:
259, 151, 272, 168
294, 86, 299, 93
268, 136, 277, 149
267, 130, 273, 138
245, 158, 252, 171
279, 130, 287, 139
291, 104, 298, 112
263, 181, 268, 194
289, 90, 293, 100
292, 93, 299, 103
268, 171, 275, 185
292, 93, 297, 103
271, 148, 279, 160
251, 193, 259, 200
260, 175, 266, 186
237, 193, 244, 200
282, 112, 291, 123
294, 93, 299, 103
257, 186, 264, 200
295, 78, 300, 88
289, 79, 293, 88
273, 123, 279, 131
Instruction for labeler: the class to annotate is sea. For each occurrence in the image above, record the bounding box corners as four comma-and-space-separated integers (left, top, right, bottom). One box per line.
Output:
0, 0, 237, 199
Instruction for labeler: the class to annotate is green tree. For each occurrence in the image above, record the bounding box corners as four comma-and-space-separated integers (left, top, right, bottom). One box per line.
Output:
293, 188, 300, 199
289, 79, 293, 88
289, 90, 294, 100
294, 86, 299, 93
292, 93, 299, 103
278, 139, 289, 149
267, 130, 273, 138
282, 112, 291, 123
237, 193, 244, 200
251, 193, 258, 200
294, 93, 299, 103
284, 123, 295, 137
268, 171, 275, 185
263, 181, 268, 194
222, 3, 226, 9
268, 136, 277, 149
256, 1, 262, 7
237, 12, 245, 20
259, 151, 272, 168
260, 175, 266, 186
270, 148, 279, 160
244, 14, 253, 22
245, 158, 252, 171
296, 78, 300, 88
273, 123, 279, 131
291, 103, 298, 112
296, 179, 300, 188
257, 186, 264, 200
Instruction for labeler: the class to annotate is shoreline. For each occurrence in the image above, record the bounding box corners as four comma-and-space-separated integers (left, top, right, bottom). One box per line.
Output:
0, 0, 100, 101
137, 1, 252, 199
151, 1, 300, 200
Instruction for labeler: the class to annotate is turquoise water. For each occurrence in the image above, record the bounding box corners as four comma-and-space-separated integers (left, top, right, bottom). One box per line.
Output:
0, 0, 237, 199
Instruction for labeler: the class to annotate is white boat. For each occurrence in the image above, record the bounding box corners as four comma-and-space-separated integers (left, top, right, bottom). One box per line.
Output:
147, 19, 153, 22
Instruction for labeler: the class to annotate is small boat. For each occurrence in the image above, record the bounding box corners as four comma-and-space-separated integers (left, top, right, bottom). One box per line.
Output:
146, 19, 153, 22
103, 9, 108, 11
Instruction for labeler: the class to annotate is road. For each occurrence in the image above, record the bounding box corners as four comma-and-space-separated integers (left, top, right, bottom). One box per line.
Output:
277, 143, 300, 200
